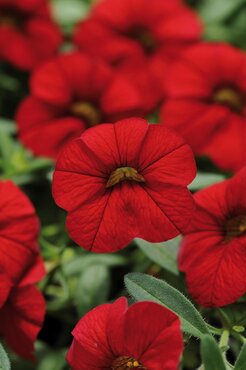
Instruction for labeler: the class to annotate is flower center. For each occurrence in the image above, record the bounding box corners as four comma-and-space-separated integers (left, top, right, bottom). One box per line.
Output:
131, 28, 156, 54
213, 86, 244, 113
106, 167, 145, 188
225, 215, 246, 241
0, 7, 23, 29
112, 356, 146, 369
70, 101, 101, 126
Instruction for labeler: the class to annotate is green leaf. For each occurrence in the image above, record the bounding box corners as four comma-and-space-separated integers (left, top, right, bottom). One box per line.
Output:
135, 237, 180, 275
63, 254, 126, 276
52, 0, 89, 33
0, 343, 10, 370
189, 172, 225, 191
37, 348, 67, 370
75, 264, 110, 316
234, 343, 246, 370
125, 272, 209, 338
201, 335, 226, 370
0, 119, 16, 134
198, 0, 246, 23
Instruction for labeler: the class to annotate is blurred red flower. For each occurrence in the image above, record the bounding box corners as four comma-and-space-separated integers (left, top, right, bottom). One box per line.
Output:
52, 118, 196, 253
74, 0, 202, 69
67, 297, 183, 370
17, 52, 147, 159
0, 256, 45, 360
0, 180, 41, 283
0, 180, 45, 359
161, 43, 246, 172
74, 0, 202, 111
0, 0, 62, 70
179, 168, 246, 307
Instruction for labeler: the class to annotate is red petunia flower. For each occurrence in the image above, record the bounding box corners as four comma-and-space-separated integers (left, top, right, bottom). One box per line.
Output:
73, 0, 202, 111
67, 297, 183, 370
74, 0, 202, 69
52, 118, 196, 253
0, 180, 41, 284
16, 52, 148, 159
0, 0, 62, 70
161, 43, 246, 172
0, 180, 45, 359
0, 255, 46, 360
179, 168, 246, 307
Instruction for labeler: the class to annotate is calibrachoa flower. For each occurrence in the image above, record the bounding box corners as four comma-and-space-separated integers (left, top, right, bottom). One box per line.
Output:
52, 118, 196, 253
16, 52, 147, 159
0, 180, 41, 284
73, 0, 202, 111
67, 297, 183, 370
0, 255, 45, 360
0, 0, 62, 70
0, 180, 45, 359
179, 168, 246, 307
161, 43, 246, 172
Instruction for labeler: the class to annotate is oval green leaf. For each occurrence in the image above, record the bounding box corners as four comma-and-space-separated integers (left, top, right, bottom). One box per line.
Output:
125, 272, 209, 338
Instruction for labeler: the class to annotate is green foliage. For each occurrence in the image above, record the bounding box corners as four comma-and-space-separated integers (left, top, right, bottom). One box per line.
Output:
198, 0, 246, 23
52, 0, 89, 34
125, 272, 209, 338
0, 344, 10, 370
234, 343, 246, 370
135, 237, 180, 275
0, 120, 53, 185
75, 264, 110, 316
189, 172, 226, 191
201, 335, 226, 370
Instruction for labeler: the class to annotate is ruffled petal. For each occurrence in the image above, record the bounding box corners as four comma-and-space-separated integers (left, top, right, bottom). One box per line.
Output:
0, 285, 45, 360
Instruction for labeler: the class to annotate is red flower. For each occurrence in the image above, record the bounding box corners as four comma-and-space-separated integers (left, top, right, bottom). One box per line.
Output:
0, 180, 41, 284
16, 52, 147, 159
0, 180, 45, 359
52, 118, 196, 253
0, 256, 45, 360
73, 0, 202, 111
74, 0, 202, 68
179, 168, 246, 307
67, 297, 183, 370
161, 43, 246, 172
0, 0, 62, 70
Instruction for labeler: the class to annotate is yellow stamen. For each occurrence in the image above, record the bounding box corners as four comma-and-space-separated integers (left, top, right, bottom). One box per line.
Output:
213, 87, 244, 113
106, 167, 145, 188
112, 356, 146, 369
225, 215, 246, 241
70, 101, 101, 126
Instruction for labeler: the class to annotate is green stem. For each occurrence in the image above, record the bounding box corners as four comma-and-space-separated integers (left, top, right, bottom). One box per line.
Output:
219, 329, 230, 350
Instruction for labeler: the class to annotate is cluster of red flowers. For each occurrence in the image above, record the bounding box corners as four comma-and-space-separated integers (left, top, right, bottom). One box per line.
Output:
1, 0, 246, 368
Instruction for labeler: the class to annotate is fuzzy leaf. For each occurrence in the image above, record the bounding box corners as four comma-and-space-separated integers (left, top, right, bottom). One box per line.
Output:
125, 272, 209, 338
